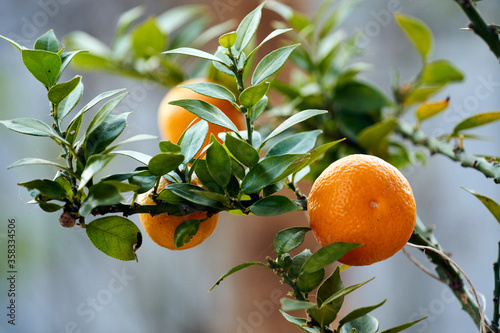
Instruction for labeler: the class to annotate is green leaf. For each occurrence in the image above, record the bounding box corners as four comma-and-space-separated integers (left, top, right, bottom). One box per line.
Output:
48, 75, 82, 105
279, 311, 320, 333
247, 28, 292, 60
219, 31, 237, 48
115, 5, 146, 40
101, 180, 141, 193
156, 4, 204, 34
250, 95, 268, 121
234, 2, 265, 52
251, 44, 299, 85
224, 134, 260, 168
167, 183, 225, 209
422, 60, 464, 85
280, 299, 316, 311
379, 317, 427, 333
148, 153, 185, 176
174, 219, 201, 248
241, 154, 305, 194
462, 187, 500, 225
86, 113, 129, 157
267, 130, 321, 157
415, 98, 450, 122
18, 179, 67, 199
195, 159, 224, 194
128, 169, 156, 194
339, 300, 387, 327
169, 99, 240, 133
250, 196, 301, 216
21, 49, 61, 87
321, 277, 375, 306
86, 93, 128, 136
240, 81, 270, 109
179, 120, 209, 162
0, 35, 25, 52
335, 81, 390, 112
57, 80, 84, 121
180, 82, 236, 103
395, 13, 433, 59
262, 109, 327, 148
60, 50, 85, 77
159, 141, 182, 154
405, 86, 443, 106
310, 267, 344, 327
163, 47, 227, 64
8, 158, 75, 176
340, 315, 379, 333
131, 17, 166, 58
103, 134, 158, 154
297, 268, 325, 293
452, 111, 500, 135
301, 243, 362, 274
209, 261, 268, 291
34, 30, 59, 53
206, 138, 231, 187
357, 117, 397, 150
79, 183, 123, 216
113, 150, 152, 165
273, 227, 311, 255
78, 154, 115, 190
39, 202, 64, 213
86, 216, 141, 261
0, 118, 64, 141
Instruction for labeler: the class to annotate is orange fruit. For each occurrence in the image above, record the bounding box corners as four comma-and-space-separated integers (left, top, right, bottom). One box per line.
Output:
307, 154, 416, 266
158, 78, 246, 147
137, 177, 218, 250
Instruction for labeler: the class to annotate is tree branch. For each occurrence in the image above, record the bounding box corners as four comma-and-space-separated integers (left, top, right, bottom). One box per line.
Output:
453, 0, 500, 62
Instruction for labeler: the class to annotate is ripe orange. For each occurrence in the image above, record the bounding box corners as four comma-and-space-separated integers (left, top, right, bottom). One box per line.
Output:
307, 154, 416, 266
137, 177, 218, 250
158, 78, 246, 147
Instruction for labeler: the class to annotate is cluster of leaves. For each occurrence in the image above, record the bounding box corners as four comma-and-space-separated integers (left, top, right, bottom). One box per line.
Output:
211, 227, 425, 333
63, 4, 236, 86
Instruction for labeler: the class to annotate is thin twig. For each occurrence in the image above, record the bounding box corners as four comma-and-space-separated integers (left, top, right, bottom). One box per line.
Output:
407, 242, 491, 333
493, 242, 500, 332
402, 247, 442, 283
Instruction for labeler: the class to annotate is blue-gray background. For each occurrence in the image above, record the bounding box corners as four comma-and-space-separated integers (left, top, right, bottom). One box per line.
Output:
0, 0, 499, 332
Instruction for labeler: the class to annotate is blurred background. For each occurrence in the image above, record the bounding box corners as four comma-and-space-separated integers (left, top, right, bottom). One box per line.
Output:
0, 0, 499, 332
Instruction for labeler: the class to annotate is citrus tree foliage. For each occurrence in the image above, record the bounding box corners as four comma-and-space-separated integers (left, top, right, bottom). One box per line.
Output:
2, 1, 500, 332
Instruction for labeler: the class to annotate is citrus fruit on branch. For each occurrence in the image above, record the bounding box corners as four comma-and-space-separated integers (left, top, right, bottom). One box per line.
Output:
307, 154, 417, 266
158, 78, 246, 147
138, 177, 218, 250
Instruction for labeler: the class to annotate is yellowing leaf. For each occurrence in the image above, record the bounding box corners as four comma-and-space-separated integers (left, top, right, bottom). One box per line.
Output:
415, 97, 449, 122
395, 13, 433, 59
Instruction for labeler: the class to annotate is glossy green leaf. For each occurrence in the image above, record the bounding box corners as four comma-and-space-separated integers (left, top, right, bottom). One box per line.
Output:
148, 153, 184, 176
251, 44, 299, 85
267, 130, 321, 157
280, 299, 316, 311
338, 300, 387, 327
335, 81, 390, 112
395, 13, 432, 58
219, 31, 237, 48
234, 2, 265, 52
340, 314, 379, 333
379, 316, 427, 333
240, 81, 270, 109
195, 159, 224, 194
274, 227, 311, 255
181, 81, 236, 103
59, 50, 85, 77
179, 120, 209, 163
21, 49, 61, 87
39, 202, 64, 213
224, 134, 259, 167
250, 195, 301, 216
18, 179, 68, 199
321, 277, 375, 306
159, 140, 182, 154
131, 17, 166, 58
262, 109, 327, 148
86, 113, 129, 157
422, 60, 464, 85
174, 219, 201, 248
86, 93, 128, 136
129, 169, 156, 194
279, 311, 320, 333
112, 150, 152, 165
0, 35, 25, 52
250, 95, 268, 121
247, 28, 292, 60
415, 98, 450, 122
34, 29, 59, 52
301, 242, 362, 274
209, 261, 268, 291
357, 117, 397, 150
213, 47, 235, 76
316, 266, 344, 309
103, 134, 158, 154
288, 249, 312, 280
79, 183, 124, 216
241, 154, 304, 194
462, 187, 500, 225
167, 183, 225, 210
78, 154, 115, 190
48, 75, 82, 105
163, 47, 226, 64
86, 216, 141, 261
101, 180, 141, 193
206, 138, 231, 187
57, 80, 84, 121
297, 268, 325, 293
169, 99, 239, 133
453, 111, 500, 134
8, 158, 74, 176
0, 118, 67, 144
